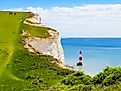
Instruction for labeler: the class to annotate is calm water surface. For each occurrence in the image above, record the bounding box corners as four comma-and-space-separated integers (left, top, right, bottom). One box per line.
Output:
61, 38, 121, 76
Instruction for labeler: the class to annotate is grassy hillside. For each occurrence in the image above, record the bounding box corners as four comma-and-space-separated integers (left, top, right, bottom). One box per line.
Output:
0, 11, 73, 90
0, 11, 121, 91
0, 11, 29, 80
0, 11, 28, 90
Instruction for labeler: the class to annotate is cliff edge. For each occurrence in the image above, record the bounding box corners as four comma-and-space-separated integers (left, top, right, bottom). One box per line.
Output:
22, 13, 65, 66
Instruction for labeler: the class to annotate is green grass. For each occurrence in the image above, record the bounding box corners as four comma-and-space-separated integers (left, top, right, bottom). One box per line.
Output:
23, 24, 50, 38
6, 46, 73, 90
0, 11, 27, 90
0, 11, 29, 78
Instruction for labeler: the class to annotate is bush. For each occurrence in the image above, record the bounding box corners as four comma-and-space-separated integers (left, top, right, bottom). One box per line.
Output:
61, 71, 92, 86
92, 66, 121, 86
68, 84, 94, 91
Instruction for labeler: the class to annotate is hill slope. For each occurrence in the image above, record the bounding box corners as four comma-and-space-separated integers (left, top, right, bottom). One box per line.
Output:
0, 11, 28, 77
0, 11, 73, 90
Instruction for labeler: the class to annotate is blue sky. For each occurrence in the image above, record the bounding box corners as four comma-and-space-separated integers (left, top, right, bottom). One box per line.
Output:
1, 0, 121, 9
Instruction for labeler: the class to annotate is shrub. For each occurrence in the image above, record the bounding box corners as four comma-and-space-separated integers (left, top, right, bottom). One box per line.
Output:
92, 66, 121, 86
61, 71, 92, 86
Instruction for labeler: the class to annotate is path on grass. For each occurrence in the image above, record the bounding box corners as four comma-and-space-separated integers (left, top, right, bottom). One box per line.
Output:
0, 11, 29, 80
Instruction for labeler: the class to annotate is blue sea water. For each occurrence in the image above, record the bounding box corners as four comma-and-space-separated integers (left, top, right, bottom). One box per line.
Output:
61, 38, 121, 76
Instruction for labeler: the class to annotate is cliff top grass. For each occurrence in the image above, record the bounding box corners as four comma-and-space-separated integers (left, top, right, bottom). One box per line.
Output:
23, 24, 50, 38
0, 11, 28, 51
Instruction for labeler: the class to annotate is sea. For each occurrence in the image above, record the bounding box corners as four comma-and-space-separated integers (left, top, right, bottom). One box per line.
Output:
61, 38, 121, 76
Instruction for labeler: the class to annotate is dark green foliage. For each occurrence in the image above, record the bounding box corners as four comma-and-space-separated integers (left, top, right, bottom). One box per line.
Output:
56, 66, 121, 91
9, 45, 73, 90
68, 84, 94, 91
61, 71, 91, 86
8, 12, 16, 15
92, 66, 121, 86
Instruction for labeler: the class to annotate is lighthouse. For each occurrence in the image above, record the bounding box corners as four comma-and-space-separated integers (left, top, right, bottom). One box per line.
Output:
76, 50, 83, 66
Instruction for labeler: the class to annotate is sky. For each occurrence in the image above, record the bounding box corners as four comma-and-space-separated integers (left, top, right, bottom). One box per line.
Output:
1, 0, 121, 37
1, 0, 121, 9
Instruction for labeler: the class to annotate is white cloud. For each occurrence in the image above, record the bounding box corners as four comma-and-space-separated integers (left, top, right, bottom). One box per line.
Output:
3, 4, 121, 38
26, 4, 121, 38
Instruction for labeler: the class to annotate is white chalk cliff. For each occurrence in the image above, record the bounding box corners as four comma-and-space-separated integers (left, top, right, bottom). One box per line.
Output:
23, 13, 65, 65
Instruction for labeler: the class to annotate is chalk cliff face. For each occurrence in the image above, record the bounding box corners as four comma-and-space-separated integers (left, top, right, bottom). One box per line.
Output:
23, 13, 65, 65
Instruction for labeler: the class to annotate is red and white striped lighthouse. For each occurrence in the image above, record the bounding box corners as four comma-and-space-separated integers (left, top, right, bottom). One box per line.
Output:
76, 50, 83, 66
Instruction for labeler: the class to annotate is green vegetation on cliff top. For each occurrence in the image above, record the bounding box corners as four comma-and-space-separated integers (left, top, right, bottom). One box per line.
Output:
23, 24, 50, 38
0, 11, 121, 91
